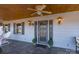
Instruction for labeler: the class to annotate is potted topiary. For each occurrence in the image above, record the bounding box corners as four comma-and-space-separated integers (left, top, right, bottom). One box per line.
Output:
32, 38, 37, 45
48, 38, 53, 48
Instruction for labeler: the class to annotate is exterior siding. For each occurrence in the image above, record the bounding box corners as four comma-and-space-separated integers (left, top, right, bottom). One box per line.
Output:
3, 11, 79, 50
3, 20, 34, 42
53, 11, 79, 50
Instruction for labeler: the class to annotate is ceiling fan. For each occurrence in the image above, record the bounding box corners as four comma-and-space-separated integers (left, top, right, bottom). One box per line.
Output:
27, 5, 52, 16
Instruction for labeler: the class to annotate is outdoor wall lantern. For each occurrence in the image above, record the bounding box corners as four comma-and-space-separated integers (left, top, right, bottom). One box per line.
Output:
27, 20, 34, 25
56, 17, 64, 24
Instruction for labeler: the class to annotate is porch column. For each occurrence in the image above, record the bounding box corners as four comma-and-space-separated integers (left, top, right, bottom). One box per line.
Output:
48, 20, 49, 41
37, 21, 38, 44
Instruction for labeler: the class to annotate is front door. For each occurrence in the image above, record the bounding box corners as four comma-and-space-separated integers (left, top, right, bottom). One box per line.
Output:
38, 21, 48, 44
34, 20, 53, 45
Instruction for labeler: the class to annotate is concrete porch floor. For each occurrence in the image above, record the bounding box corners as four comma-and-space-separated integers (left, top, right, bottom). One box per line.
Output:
0, 40, 76, 54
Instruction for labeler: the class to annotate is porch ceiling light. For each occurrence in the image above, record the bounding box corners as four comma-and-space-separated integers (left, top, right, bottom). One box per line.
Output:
56, 17, 64, 24
27, 20, 34, 25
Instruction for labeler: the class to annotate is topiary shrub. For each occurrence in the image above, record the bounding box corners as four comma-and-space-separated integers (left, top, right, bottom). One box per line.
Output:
48, 38, 53, 48
32, 38, 37, 45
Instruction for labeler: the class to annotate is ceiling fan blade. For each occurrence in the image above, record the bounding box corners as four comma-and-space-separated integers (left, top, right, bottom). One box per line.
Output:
42, 11, 52, 14
42, 5, 47, 9
35, 5, 46, 11
31, 12, 36, 16
31, 11, 43, 16
27, 8, 37, 11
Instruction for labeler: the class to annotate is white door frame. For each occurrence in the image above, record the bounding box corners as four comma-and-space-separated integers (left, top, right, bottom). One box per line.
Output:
36, 20, 50, 45
35, 20, 53, 45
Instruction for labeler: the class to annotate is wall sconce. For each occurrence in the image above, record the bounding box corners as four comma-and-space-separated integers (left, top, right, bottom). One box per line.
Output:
27, 20, 34, 25
56, 17, 64, 24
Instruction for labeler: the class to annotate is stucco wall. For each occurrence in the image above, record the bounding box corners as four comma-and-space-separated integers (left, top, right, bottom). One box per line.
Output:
3, 11, 79, 50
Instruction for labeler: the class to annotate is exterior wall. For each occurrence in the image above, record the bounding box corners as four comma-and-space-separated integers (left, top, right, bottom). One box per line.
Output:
3, 11, 79, 50
3, 19, 34, 42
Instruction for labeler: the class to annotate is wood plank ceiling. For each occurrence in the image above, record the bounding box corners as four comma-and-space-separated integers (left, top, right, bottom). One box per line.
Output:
0, 4, 79, 20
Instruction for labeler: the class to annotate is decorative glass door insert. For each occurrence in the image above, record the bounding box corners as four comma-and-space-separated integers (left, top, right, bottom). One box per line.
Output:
38, 21, 48, 44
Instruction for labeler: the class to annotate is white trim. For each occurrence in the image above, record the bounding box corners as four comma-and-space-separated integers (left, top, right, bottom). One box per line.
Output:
36, 20, 49, 45
37, 21, 38, 44
48, 20, 49, 41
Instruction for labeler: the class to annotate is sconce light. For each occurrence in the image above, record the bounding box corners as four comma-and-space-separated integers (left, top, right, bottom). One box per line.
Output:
56, 17, 64, 24
27, 20, 34, 25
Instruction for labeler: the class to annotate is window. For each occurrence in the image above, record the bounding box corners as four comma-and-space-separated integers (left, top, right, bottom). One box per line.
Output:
13, 22, 24, 34
49, 20, 53, 40
3, 24, 10, 33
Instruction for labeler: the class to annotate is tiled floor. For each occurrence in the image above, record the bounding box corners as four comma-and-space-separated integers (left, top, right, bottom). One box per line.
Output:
0, 39, 76, 54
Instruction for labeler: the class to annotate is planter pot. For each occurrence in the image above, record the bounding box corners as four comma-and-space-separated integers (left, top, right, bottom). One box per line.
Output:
47, 44, 53, 48
0, 47, 2, 54
32, 43, 36, 45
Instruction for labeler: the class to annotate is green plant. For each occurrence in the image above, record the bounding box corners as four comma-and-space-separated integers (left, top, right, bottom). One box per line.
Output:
32, 38, 37, 44
48, 38, 53, 48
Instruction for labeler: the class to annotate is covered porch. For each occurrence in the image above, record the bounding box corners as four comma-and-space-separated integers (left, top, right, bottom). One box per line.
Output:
0, 4, 79, 54
1, 39, 76, 54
